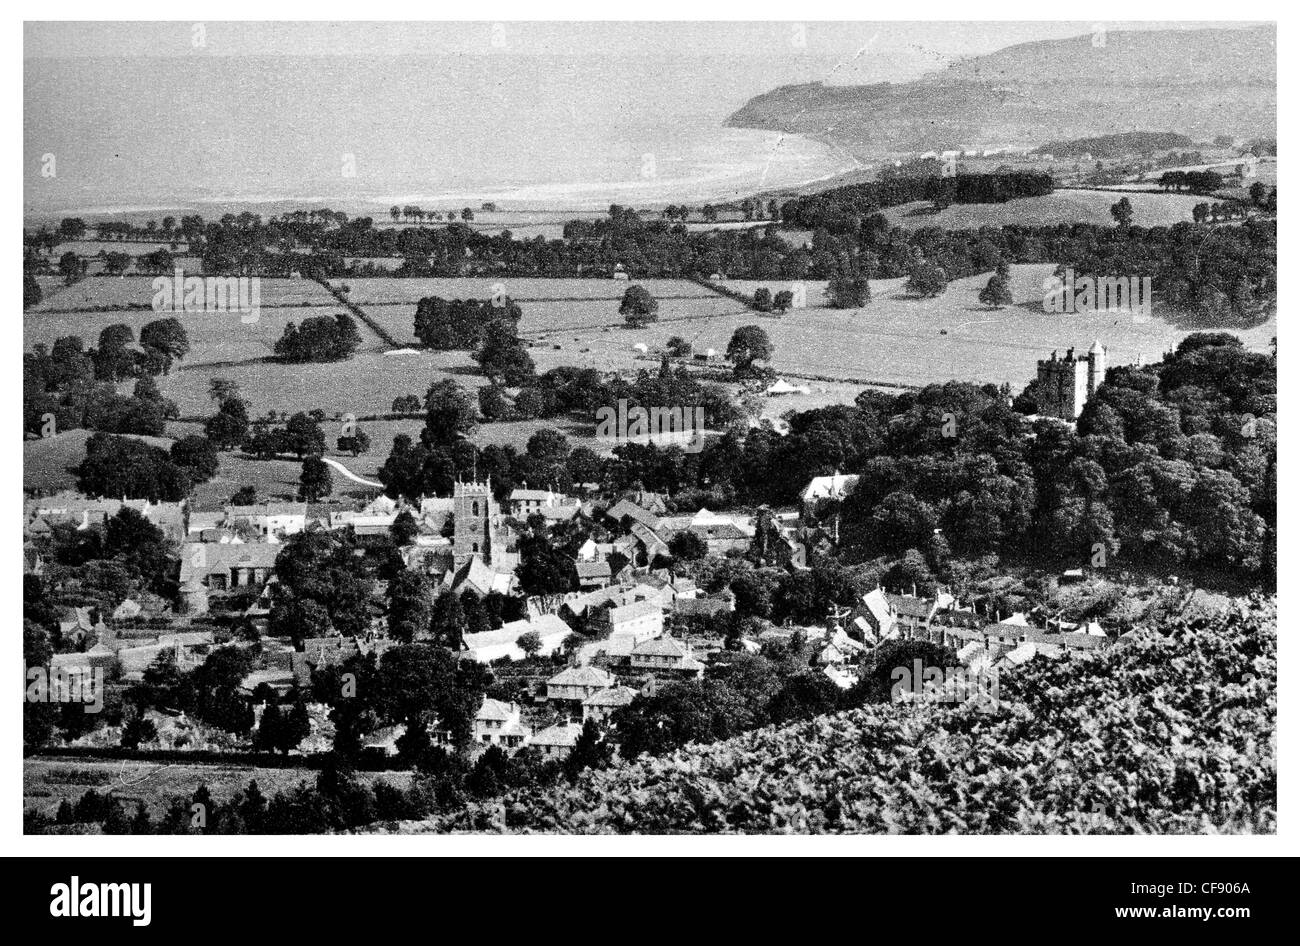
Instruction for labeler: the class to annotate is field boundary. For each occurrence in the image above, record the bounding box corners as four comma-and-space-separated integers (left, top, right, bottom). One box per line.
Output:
316, 277, 401, 349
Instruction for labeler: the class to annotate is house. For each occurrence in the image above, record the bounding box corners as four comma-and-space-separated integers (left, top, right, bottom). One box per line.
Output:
605, 598, 664, 644
628, 521, 670, 563
28, 494, 188, 543
547, 665, 616, 705
606, 498, 661, 532
529, 721, 585, 759
582, 685, 638, 723
800, 473, 860, 518
509, 488, 575, 518
630, 634, 704, 676
473, 699, 529, 750
575, 560, 612, 590
461, 613, 571, 663
224, 502, 308, 542
179, 542, 279, 597
855, 588, 894, 641
673, 591, 734, 619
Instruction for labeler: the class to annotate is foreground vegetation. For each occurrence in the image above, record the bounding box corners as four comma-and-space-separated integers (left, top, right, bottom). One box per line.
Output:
413, 599, 1275, 834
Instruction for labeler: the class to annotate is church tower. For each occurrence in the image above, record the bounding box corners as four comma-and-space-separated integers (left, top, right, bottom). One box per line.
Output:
452, 479, 500, 567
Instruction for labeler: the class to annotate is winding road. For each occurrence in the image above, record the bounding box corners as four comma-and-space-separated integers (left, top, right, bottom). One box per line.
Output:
321, 456, 384, 488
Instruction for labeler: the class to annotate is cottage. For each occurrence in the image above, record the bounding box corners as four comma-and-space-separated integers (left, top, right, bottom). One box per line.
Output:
575, 559, 612, 590
224, 502, 308, 542
582, 685, 638, 723
800, 473, 860, 519
630, 634, 704, 676
547, 664, 615, 705
529, 721, 585, 759
179, 542, 279, 600
473, 699, 529, 750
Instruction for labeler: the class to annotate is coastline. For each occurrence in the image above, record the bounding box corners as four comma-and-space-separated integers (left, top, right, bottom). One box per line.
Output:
24, 130, 858, 224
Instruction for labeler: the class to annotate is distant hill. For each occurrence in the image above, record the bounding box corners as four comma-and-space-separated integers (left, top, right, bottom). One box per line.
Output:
727, 26, 1275, 157
1032, 131, 1196, 158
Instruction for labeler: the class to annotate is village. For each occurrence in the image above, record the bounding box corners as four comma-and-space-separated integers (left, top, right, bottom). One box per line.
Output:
25, 426, 1115, 765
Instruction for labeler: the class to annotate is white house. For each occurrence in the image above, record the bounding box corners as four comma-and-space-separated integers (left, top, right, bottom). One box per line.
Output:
473, 699, 530, 750
224, 502, 307, 542
461, 613, 571, 663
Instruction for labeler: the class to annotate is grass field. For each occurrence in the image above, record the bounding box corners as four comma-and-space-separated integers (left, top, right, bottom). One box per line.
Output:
882, 189, 1208, 230
24, 756, 414, 821
338, 276, 716, 307
29, 275, 335, 313
26, 266, 1276, 508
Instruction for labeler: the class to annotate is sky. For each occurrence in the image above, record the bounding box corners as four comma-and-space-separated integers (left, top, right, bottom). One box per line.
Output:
24, 21, 1262, 83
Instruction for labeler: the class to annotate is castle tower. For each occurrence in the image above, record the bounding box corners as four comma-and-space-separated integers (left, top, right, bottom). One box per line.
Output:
1086, 340, 1107, 397
452, 479, 501, 567
1035, 347, 1090, 421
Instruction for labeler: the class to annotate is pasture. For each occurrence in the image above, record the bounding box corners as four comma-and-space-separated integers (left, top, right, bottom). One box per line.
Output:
25, 756, 414, 821
26, 268, 1275, 510
882, 189, 1207, 230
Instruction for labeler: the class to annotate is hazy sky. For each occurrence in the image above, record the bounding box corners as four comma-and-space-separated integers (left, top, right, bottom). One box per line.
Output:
25, 21, 1261, 82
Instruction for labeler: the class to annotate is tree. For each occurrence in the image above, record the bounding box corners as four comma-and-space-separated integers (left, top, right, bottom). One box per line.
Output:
619, 285, 659, 328
170, 435, 220, 483
825, 254, 872, 308
517, 631, 543, 658
268, 596, 332, 648
1110, 196, 1134, 228
205, 397, 249, 450
390, 510, 419, 547
906, 261, 948, 298
473, 321, 535, 386
752, 287, 773, 312
23, 273, 41, 310
139, 318, 190, 372
668, 530, 707, 561
392, 394, 422, 414
230, 485, 257, 506
726, 325, 774, 380
387, 570, 433, 643
208, 377, 240, 403
978, 273, 1013, 309
422, 379, 477, 444
283, 412, 326, 458
298, 455, 333, 502
338, 428, 371, 456
666, 336, 692, 358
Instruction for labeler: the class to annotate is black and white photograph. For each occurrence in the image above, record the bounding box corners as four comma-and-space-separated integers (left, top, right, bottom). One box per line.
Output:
11, 6, 1289, 880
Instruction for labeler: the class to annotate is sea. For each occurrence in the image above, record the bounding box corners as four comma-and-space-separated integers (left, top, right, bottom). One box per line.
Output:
24, 53, 864, 222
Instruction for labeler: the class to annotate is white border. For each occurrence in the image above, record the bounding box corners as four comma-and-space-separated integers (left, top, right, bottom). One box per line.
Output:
7, 1, 1292, 857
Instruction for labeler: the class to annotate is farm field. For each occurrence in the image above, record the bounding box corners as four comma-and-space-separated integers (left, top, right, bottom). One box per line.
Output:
882, 189, 1207, 230
24, 756, 414, 822
26, 303, 370, 367
28, 275, 335, 313
522, 265, 1276, 391
337, 276, 716, 307
161, 348, 475, 419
